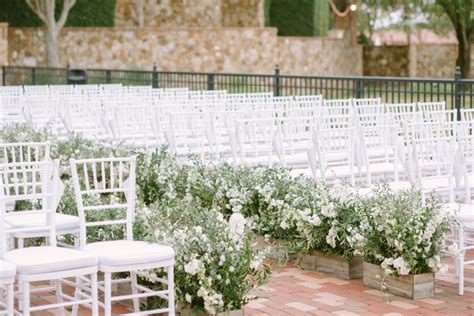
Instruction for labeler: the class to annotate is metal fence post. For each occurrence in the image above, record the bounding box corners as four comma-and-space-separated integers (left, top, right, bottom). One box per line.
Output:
31, 67, 36, 85
1, 66, 5, 86
454, 66, 462, 121
354, 79, 362, 98
66, 64, 70, 85
151, 63, 158, 88
106, 70, 112, 84
274, 65, 281, 97
207, 73, 215, 91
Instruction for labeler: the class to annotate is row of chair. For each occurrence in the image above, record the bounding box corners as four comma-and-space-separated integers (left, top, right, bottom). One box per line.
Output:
0, 143, 175, 315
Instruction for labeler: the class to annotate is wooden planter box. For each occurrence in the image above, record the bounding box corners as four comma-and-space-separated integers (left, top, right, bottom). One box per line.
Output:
363, 262, 435, 300
300, 250, 363, 279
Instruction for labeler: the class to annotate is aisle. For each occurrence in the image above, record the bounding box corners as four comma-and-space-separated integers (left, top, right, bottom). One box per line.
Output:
244, 258, 474, 316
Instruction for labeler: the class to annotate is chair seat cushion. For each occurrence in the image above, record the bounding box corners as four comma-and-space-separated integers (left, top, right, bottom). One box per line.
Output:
0, 260, 16, 279
4, 246, 97, 275
84, 240, 175, 266
442, 203, 474, 223
6, 213, 79, 233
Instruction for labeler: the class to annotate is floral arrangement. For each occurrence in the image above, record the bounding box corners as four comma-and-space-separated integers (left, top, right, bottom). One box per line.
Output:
135, 198, 270, 314
293, 180, 367, 260
362, 185, 453, 276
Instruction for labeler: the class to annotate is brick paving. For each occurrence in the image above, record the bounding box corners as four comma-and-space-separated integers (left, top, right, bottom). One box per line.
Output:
244, 258, 474, 316
27, 255, 474, 315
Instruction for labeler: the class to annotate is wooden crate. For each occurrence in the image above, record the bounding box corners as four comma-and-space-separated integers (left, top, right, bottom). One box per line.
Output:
300, 250, 363, 279
363, 262, 435, 300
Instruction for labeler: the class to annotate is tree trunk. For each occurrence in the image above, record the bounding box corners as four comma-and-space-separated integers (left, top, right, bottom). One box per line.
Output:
457, 36, 471, 78
46, 28, 60, 67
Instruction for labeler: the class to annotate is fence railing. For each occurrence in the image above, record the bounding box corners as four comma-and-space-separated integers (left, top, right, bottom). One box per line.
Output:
1, 65, 473, 111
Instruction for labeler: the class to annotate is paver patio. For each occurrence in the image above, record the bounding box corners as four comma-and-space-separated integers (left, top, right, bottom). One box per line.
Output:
29, 255, 474, 315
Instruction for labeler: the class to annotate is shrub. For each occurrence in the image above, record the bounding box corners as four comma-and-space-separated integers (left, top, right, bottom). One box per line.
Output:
268, 0, 329, 36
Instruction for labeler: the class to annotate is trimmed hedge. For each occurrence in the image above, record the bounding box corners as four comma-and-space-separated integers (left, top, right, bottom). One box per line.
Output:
267, 0, 329, 36
0, 0, 116, 27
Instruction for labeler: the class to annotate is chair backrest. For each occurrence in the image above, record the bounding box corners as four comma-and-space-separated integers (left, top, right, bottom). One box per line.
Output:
70, 157, 136, 249
418, 101, 446, 113
0, 142, 51, 165
353, 98, 383, 116
0, 160, 59, 255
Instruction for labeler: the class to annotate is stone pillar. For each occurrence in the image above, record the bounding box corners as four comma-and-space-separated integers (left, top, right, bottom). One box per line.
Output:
0, 23, 8, 66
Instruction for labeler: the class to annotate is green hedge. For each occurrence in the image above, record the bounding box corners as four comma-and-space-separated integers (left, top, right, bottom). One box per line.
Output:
0, 0, 116, 27
267, 0, 329, 36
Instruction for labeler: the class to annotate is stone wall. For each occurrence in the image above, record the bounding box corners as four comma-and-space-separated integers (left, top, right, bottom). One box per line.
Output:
363, 44, 472, 78
414, 44, 458, 78
277, 37, 363, 76
221, 0, 263, 27
0, 23, 7, 66
363, 46, 410, 77
115, 0, 264, 28
8, 27, 363, 76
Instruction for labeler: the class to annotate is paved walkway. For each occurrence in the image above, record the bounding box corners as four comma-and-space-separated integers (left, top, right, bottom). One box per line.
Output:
28, 256, 474, 315
244, 260, 474, 316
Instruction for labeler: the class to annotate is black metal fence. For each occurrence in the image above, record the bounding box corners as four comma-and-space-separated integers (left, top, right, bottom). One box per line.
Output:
1, 65, 473, 110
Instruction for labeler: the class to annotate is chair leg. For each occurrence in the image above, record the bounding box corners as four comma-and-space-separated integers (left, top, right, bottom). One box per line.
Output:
55, 279, 66, 316
22, 281, 30, 316
17, 280, 23, 312
91, 273, 99, 316
131, 272, 140, 312
17, 238, 24, 249
458, 226, 465, 295
104, 272, 112, 316
7, 282, 13, 316
71, 277, 81, 316
168, 266, 175, 316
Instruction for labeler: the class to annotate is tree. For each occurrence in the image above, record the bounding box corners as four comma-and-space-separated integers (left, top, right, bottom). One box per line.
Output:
436, 0, 472, 78
25, 0, 77, 67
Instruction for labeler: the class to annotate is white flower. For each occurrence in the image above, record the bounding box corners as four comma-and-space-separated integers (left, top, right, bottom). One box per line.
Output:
326, 226, 338, 248
229, 266, 235, 273
228, 213, 246, 241
184, 258, 203, 276
393, 257, 411, 275
280, 220, 289, 230
311, 215, 322, 226
381, 258, 394, 269
185, 293, 192, 303
250, 259, 261, 270
321, 202, 336, 218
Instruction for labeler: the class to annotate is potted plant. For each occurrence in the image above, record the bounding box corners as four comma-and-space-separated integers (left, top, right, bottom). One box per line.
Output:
361, 186, 453, 300
295, 181, 366, 279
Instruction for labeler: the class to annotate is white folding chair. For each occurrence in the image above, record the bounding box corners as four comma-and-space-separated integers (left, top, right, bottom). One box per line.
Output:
0, 142, 80, 248
0, 260, 15, 316
0, 160, 99, 315
70, 157, 175, 316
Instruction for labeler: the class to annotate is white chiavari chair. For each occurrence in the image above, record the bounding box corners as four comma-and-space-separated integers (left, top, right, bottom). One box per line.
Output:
70, 157, 175, 316
0, 160, 99, 315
